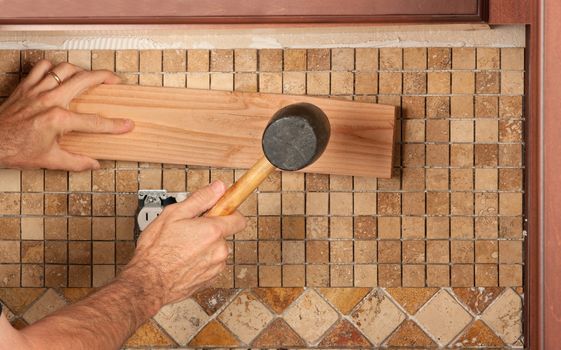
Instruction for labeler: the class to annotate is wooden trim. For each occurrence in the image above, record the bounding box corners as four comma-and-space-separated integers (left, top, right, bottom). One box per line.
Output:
0, 0, 487, 24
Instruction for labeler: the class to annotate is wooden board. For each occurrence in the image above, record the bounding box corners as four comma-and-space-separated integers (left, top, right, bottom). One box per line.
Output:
61, 85, 397, 178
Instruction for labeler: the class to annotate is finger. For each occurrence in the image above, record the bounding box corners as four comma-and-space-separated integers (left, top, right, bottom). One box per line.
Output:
176, 181, 226, 218
33, 62, 83, 93
20, 60, 53, 88
43, 147, 100, 172
55, 70, 122, 105
197, 211, 247, 238
58, 111, 134, 135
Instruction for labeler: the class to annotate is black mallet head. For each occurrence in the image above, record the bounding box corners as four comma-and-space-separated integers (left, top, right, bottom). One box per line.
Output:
261, 103, 331, 171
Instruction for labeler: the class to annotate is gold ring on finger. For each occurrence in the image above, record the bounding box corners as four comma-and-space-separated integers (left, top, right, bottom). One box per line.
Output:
46, 71, 63, 86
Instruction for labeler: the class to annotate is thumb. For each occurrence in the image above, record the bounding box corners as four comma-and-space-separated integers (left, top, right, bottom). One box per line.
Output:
177, 181, 226, 218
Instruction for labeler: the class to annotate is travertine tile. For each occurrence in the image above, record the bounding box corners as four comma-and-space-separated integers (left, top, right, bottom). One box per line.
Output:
23, 289, 67, 324
284, 289, 338, 344
415, 290, 472, 346
219, 291, 273, 344
154, 298, 209, 345
384, 319, 436, 347
481, 288, 522, 344
351, 290, 405, 345
252, 318, 305, 348
318, 319, 371, 347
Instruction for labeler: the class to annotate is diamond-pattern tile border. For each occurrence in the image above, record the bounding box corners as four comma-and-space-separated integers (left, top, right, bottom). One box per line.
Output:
1, 287, 524, 349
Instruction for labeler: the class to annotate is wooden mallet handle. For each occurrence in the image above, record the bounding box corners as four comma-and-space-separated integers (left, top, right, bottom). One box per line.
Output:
205, 156, 276, 217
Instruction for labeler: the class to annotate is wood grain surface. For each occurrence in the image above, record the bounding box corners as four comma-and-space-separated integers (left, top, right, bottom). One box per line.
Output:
60, 85, 397, 178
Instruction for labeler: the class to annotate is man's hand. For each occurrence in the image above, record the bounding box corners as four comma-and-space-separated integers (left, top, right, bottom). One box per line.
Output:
119, 180, 246, 310
0, 60, 134, 171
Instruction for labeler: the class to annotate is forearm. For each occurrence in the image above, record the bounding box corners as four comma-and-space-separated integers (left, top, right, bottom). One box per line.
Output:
15, 272, 161, 350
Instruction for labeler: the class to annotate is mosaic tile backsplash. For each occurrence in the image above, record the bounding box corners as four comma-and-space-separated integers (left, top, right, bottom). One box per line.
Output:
0, 47, 524, 348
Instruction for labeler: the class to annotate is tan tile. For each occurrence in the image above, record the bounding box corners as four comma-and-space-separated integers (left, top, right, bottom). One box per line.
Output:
416, 290, 472, 346
476, 95, 499, 118
0, 50, 20, 72
252, 318, 305, 348
331, 71, 354, 95
282, 71, 305, 94
68, 50, 90, 69
500, 95, 523, 118
351, 290, 405, 345
283, 49, 306, 71
453, 47, 475, 69
331, 48, 354, 71
476, 119, 499, 142
139, 50, 162, 72
252, 288, 303, 314
384, 319, 437, 347
284, 289, 338, 343
187, 49, 209, 72
481, 288, 522, 344
234, 265, 257, 288
355, 48, 378, 71
451, 95, 474, 118
379, 72, 402, 94
477, 48, 500, 69
379, 48, 402, 70
283, 265, 305, 287
307, 48, 330, 70
22, 264, 44, 287
21, 217, 44, 240
428, 48, 451, 69
476, 264, 499, 286
501, 48, 524, 70
23, 289, 67, 324
154, 298, 209, 345
258, 49, 282, 71
0, 169, 20, 191
115, 50, 138, 72
499, 264, 523, 286
452, 71, 474, 94
219, 291, 273, 344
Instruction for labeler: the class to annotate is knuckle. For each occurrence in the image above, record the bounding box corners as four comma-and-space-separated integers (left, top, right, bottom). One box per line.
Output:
209, 222, 224, 239
57, 62, 73, 71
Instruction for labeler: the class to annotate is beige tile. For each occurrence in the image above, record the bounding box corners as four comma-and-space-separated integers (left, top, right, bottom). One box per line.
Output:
351, 290, 405, 345
481, 288, 522, 344
284, 289, 339, 344
219, 291, 273, 344
21, 218, 44, 240
23, 289, 67, 324
0, 169, 20, 191
415, 290, 473, 346
154, 298, 209, 345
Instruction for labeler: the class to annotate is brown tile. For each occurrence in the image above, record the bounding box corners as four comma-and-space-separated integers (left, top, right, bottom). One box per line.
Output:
116, 194, 137, 216
501, 71, 524, 94
377, 192, 401, 215
499, 240, 523, 263
91, 50, 114, 70
307, 48, 330, 70
427, 240, 449, 263
318, 319, 371, 348
282, 193, 305, 215
453, 287, 503, 314
283, 49, 306, 71
21, 170, 44, 192
425, 144, 449, 166
252, 318, 305, 348
427, 96, 450, 118
21, 241, 43, 263
0, 50, 20, 72
426, 192, 449, 215
475, 264, 498, 286
402, 241, 425, 263
68, 241, 91, 264
68, 193, 91, 216
402, 96, 425, 119
476, 71, 500, 94
500, 95, 523, 118
68, 217, 91, 240
402, 264, 425, 287
354, 216, 377, 239
21, 264, 44, 287
426, 265, 450, 287
499, 144, 523, 167
306, 71, 329, 95
92, 242, 115, 264
44, 193, 66, 216
45, 264, 67, 287
378, 264, 401, 287
235, 72, 257, 92
331, 71, 354, 95
0, 74, 18, 96
189, 319, 239, 347
330, 264, 353, 287
306, 240, 328, 263
258, 266, 281, 287
378, 241, 401, 264
44, 241, 67, 264
402, 119, 424, 142
402, 217, 425, 239
384, 319, 437, 347
258, 216, 281, 240
306, 192, 328, 215
259, 49, 282, 71
126, 320, 176, 347
378, 216, 400, 239
456, 319, 505, 347
283, 265, 305, 287
476, 95, 499, 118
427, 217, 449, 238
451, 95, 474, 118
477, 48, 500, 69
500, 192, 523, 216
234, 265, 257, 288
253, 287, 303, 314
162, 49, 186, 72
234, 241, 257, 264
451, 264, 474, 287
402, 192, 425, 215
21, 193, 43, 215
428, 47, 451, 69
499, 264, 523, 286
68, 265, 91, 287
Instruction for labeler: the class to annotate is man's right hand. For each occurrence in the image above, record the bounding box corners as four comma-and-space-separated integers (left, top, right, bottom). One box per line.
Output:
119, 180, 246, 311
